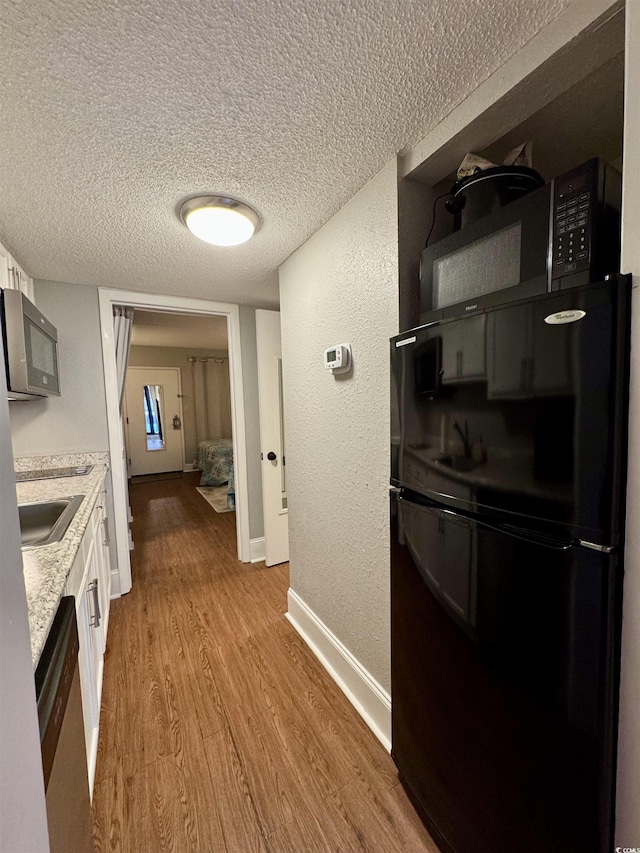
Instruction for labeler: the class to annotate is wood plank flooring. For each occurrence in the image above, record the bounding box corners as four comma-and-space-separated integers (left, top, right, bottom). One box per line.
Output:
92, 472, 439, 852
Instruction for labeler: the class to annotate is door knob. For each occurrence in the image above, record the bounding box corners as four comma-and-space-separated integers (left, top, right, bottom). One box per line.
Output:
267, 451, 277, 461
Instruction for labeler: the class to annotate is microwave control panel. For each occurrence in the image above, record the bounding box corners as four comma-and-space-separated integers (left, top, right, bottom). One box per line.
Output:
551, 158, 621, 286
551, 162, 595, 280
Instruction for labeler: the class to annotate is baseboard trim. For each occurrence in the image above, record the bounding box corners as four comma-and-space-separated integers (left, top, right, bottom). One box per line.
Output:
250, 537, 265, 563
286, 588, 391, 752
183, 463, 195, 472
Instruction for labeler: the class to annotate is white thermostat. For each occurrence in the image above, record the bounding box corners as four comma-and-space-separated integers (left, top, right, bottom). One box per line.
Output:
324, 343, 352, 375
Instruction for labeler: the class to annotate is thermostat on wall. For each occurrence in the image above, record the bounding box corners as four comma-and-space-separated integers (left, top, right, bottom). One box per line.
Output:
324, 344, 352, 375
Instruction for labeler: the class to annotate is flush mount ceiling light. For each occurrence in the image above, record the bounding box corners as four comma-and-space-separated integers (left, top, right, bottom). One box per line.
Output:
179, 195, 260, 247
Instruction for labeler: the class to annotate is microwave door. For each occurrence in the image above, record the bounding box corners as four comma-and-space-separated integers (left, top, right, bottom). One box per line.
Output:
24, 315, 60, 396
419, 182, 551, 320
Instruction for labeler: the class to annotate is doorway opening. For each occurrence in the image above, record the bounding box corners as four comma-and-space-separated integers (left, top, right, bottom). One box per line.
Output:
99, 289, 252, 598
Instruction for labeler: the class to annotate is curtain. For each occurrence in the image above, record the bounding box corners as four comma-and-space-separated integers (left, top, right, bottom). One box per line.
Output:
113, 306, 134, 411
191, 357, 232, 444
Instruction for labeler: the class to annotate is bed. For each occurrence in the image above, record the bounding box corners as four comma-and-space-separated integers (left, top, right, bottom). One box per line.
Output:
194, 439, 235, 509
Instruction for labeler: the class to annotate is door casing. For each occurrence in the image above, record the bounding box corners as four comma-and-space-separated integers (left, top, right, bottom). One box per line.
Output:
256, 309, 289, 566
98, 288, 251, 596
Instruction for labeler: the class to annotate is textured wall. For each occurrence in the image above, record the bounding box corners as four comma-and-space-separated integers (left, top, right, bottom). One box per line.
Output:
279, 159, 398, 691
9, 280, 109, 455
128, 345, 230, 465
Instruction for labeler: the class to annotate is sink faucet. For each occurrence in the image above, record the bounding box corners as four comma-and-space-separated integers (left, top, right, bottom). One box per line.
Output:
453, 419, 472, 458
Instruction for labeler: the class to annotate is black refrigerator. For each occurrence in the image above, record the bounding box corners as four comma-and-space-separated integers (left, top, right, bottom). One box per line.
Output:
390, 275, 630, 853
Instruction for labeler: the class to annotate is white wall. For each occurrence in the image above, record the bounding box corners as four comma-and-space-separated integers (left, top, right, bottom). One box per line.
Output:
0, 347, 49, 852
616, 3, 640, 845
9, 280, 109, 455
279, 159, 398, 691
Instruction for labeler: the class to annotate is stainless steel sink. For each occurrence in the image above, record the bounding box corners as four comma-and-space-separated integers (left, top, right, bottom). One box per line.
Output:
19, 494, 85, 549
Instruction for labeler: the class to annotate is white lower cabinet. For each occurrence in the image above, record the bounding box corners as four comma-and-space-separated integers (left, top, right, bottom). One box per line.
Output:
64, 487, 111, 796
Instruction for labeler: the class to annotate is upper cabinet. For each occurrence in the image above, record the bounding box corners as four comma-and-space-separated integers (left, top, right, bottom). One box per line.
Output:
0, 242, 11, 291
486, 301, 573, 400
441, 314, 486, 384
0, 240, 35, 302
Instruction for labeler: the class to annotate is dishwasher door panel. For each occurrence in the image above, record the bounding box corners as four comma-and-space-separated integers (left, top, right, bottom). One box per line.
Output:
36, 597, 94, 853
45, 664, 94, 853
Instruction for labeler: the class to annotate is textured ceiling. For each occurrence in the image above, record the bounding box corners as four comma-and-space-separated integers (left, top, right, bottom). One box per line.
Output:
130, 310, 228, 350
0, 0, 572, 308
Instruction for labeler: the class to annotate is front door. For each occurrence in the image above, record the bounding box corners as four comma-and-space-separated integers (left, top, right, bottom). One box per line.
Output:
256, 310, 289, 566
124, 367, 184, 476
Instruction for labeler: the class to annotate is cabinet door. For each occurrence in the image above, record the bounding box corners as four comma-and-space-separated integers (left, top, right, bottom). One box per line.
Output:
0, 245, 34, 300
459, 314, 486, 380
76, 582, 99, 769
402, 499, 442, 590
529, 301, 573, 395
0, 243, 11, 290
487, 306, 531, 398
95, 498, 111, 644
442, 316, 486, 383
18, 273, 35, 303
441, 324, 462, 384
86, 534, 106, 660
441, 513, 473, 621
400, 498, 473, 624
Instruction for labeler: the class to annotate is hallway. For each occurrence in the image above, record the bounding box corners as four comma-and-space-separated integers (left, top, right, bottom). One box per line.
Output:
92, 472, 437, 852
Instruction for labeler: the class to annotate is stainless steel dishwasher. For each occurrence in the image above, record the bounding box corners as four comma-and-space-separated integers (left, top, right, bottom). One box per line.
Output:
35, 596, 94, 853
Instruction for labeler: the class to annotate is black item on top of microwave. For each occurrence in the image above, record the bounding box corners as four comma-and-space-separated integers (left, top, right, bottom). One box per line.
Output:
444, 165, 545, 232
419, 158, 622, 324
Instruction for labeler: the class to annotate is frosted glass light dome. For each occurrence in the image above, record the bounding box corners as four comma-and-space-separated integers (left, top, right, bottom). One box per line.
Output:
180, 196, 259, 247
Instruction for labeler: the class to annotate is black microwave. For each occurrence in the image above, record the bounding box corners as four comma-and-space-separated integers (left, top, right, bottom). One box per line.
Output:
419, 158, 622, 322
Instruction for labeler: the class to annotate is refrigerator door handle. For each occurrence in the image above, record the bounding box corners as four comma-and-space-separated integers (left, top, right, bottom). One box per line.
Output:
474, 517, 573, 551
578, 539, 616, 553
398, 492, 573, 551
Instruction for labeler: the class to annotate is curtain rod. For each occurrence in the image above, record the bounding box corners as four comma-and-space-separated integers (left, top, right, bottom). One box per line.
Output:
187, 356, 228, 362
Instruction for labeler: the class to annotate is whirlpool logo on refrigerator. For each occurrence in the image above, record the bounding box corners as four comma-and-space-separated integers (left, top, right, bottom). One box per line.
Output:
544, 310, 587, 325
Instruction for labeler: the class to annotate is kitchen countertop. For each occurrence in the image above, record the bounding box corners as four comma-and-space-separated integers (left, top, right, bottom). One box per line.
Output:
16, 454, 109, 669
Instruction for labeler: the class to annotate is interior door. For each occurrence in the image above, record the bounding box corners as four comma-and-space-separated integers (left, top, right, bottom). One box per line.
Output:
256, 310, 289, 566
124, 367, 184, 476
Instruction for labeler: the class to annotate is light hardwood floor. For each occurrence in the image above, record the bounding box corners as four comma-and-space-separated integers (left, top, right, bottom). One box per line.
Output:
92, 472, 439, 852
